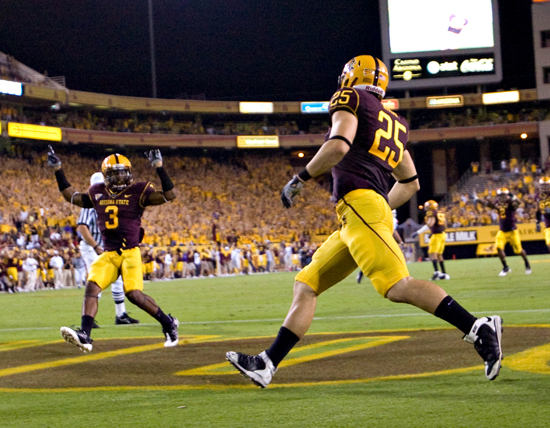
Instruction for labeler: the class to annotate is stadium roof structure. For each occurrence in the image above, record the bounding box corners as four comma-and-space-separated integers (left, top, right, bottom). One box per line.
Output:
0, 51, 66, 90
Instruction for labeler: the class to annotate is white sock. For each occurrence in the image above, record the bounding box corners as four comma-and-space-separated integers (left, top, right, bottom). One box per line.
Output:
115, 302, 126, 317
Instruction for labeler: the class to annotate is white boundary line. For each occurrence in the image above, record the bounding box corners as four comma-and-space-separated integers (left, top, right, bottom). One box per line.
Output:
1, 308, 550, 332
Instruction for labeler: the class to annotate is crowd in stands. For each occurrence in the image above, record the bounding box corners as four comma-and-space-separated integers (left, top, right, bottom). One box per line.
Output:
3, 103, 550, 137
414, 107, 550, 130
0, 149, 332, 292
437, 158, 549, 228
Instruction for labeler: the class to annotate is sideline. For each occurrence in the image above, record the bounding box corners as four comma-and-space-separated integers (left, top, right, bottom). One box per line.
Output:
1, 308, 550, 332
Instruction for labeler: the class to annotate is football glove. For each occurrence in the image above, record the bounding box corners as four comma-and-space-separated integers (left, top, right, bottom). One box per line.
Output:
47, 145, 61, 168
145, 149, 162, 168
281, 175, 304, 209
536, 222, 541, 233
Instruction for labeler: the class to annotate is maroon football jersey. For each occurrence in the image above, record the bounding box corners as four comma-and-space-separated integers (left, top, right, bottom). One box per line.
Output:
329, 87, 410, 202
494, 200, 517, 232
88, 182, 155, 252
426, 209, 446, 234
537, 192, 550, 228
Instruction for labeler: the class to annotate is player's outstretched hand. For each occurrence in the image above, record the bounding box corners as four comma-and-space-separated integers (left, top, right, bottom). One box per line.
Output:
145, 149, 162, 168
411, 232, 419, 239
281, 175, 304, 209
47, 145, 61, 169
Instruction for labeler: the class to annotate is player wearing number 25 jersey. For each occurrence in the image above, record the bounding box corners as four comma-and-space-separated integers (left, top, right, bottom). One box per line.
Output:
227, 55, 503, 387
48, 148, 179, 353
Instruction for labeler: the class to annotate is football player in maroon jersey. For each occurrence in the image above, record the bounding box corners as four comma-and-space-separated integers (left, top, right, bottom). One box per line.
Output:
227, 55, 503, 386
48, 147, 179, 352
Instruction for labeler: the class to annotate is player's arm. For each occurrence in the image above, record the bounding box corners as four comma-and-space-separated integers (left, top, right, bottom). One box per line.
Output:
144, 150, 177, 206
281, 110, 357, 208
46, 146, 94, 208
392, 229, 403, 245
388, 150, 420, 210
76, 224, 103, 255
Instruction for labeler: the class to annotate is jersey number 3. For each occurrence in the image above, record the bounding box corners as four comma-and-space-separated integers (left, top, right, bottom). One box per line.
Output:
369, 110, 405, 168
105, 206, 119, 229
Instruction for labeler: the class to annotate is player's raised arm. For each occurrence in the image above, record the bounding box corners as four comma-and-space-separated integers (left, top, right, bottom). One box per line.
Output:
388, 150, 420, 210
47, 145, 94, 208
144, 149, 177, 206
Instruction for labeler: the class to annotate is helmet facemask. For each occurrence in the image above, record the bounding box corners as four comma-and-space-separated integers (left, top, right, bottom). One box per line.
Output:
104, 167, 133, 192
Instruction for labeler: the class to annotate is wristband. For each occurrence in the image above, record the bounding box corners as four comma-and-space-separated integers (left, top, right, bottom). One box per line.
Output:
298, 169, 312, 182
93, 244, 100, 250
398, 175, 418, 184
54, 169, 72, 191
156, 166, 174, 192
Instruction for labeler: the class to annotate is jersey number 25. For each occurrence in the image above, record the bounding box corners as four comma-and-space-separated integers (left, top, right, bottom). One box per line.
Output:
369, 110, 406, 168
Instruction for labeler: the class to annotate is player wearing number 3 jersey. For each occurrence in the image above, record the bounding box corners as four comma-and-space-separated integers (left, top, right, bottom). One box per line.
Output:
227, 55, 503, 386
47, 148, 179, 353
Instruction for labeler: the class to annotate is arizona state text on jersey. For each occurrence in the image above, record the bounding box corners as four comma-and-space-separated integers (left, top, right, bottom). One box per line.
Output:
329, 87, 409, 202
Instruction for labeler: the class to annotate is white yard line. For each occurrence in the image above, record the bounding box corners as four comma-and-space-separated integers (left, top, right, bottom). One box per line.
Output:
1, 308, 550, 332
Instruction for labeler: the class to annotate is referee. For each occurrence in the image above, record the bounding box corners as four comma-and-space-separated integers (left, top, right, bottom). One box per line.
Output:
76, 172, 139, 325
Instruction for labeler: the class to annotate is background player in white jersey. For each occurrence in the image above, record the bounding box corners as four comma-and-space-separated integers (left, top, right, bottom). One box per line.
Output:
77, 172, 139, 325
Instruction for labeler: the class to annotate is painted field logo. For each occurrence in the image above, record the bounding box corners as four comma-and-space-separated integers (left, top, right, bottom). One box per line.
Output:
0, 327, 549, 392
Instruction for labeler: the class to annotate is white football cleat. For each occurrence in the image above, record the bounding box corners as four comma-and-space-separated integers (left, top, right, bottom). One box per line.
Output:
463, 316, 503, 380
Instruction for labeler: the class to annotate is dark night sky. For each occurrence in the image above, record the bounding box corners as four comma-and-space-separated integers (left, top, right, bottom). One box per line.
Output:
0, 0, 536, 101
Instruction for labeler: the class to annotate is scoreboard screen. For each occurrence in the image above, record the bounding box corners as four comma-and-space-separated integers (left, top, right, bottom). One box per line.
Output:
379, 0, 502, 89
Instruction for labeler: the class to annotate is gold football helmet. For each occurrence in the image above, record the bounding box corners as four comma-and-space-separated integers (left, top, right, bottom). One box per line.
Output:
102, 153, 133, 192
338, 55, 389, 100
424, 200, 438, 211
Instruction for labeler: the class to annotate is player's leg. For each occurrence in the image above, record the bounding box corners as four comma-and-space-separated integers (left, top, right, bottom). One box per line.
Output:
60, 251, 119, 352
112, 276, 139, 324
346, 191, 502, 380
511, 230, 531, 274
226, 230, 357, 387
428, 235, 440, 280
495, 231, 510, 276
121, 248, 178, 346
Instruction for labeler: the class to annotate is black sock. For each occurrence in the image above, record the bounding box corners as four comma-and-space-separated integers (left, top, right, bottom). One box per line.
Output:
266, 326, 300, 367
501, 259, 508, 268
439, 261, 446, 274
81, 315, 95, 337
525, 260, 530, 269
154, 307, 172, 326
432, 260, 438, 272
434, 295, 477, 335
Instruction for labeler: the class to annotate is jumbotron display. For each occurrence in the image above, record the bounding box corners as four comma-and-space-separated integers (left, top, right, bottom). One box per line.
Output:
379, 0, 503, 89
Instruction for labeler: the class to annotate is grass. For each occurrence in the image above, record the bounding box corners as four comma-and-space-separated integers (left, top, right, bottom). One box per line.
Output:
1, 254, 550, 427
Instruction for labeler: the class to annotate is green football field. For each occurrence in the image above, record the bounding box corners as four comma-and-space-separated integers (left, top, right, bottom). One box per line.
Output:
1, 255, 550, 428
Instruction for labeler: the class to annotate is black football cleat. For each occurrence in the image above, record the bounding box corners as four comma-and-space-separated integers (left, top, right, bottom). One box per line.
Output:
162, 315, 179, 347
115, 313, 140, 325
60, 326, 93, 352
463, 316, 503, 380
226, 351, 277, 388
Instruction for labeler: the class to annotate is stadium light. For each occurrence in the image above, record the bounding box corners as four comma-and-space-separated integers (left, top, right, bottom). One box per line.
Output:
298, 152, 304, 158
521, 133, 528, 139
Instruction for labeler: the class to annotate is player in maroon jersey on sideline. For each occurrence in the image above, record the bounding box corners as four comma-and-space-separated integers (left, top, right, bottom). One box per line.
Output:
535, 176, 550, 253
474, 188, 531, 276
47, 147, 179, 352
226, 55, 503, 386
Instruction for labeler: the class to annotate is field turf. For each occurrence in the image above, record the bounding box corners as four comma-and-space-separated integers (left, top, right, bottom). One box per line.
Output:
1, 255, 549, 428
